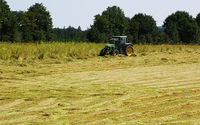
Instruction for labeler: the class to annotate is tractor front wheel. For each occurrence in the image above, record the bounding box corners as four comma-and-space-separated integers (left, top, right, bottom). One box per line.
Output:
125, 46, 134, 56
99, 48, 107, 56
111, 49, 119, 56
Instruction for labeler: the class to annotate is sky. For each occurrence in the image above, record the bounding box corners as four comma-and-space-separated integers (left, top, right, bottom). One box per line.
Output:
5, 0, 200, 30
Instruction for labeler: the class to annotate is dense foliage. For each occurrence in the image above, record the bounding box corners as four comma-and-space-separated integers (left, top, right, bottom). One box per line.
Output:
52, 26, 87, 42
164, 11, 200, 44
128, 13, 157, 43
0, 0, 17, 41
26, 3, 53, 41
1, 0, 200, 44
87, 6, 128, 42
1, 1, 53, 42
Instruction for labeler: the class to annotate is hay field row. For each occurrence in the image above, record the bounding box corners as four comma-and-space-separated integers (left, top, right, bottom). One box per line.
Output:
0, 43, 199, 62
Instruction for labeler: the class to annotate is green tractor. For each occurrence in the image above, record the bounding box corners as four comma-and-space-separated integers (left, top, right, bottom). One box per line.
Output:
99, 36, 134, 56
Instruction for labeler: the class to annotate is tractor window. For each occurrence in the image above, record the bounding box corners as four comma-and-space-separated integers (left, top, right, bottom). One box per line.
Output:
112, 37, 120, 41
111, 37, 120, 44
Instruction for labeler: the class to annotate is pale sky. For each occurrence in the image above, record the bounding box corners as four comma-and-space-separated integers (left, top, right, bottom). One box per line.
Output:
5, 0, 200, 30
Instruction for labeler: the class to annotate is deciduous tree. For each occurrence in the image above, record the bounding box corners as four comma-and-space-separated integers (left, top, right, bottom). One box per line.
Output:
87, 6, 128, 42
164, 11, 199, 43
0, 0, 18, 41
129, 13, 157, 43
26, 3, 53, 41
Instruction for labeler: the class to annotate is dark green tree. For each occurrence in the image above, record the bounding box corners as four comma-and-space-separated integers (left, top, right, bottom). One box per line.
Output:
87, 6, 129, 42
164, 11, 199, 44
87, 26, 107, 43
0, 0, 18, 41
129, 13, 157, 43
128, 19, 139, 42
196, 13, 200, 44
52, 26, 87, 42
12, 11, 34, 42
26, 3, 53, 41
164, 21, 179, 43
196, 13, 200, 27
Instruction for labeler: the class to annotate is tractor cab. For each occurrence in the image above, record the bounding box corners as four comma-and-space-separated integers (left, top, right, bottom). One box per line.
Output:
110, 36, 127, 46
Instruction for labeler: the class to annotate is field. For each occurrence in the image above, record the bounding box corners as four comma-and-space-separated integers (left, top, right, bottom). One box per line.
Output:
0, 43, 200, 125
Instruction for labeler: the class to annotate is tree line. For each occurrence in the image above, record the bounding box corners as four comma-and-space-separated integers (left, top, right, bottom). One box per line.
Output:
1, 0, 200, 44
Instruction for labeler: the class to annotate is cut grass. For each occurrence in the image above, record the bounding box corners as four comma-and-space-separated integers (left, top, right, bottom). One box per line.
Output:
0, 43, 200, 124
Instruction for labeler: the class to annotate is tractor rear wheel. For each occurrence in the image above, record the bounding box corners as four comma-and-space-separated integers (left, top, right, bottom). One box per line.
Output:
125, 45, 134, 56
